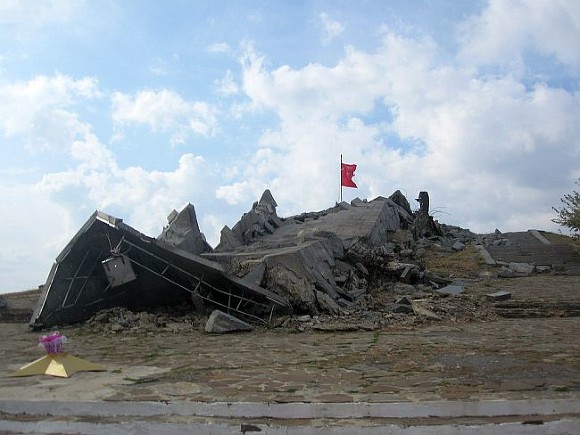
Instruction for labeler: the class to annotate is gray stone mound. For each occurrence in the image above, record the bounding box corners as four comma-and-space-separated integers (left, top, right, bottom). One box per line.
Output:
203, 189, 470, 317
30, 187, 485, 331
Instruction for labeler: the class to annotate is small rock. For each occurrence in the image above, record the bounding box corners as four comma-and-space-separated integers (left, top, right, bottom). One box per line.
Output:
452, 241, 466, 251
498, 269, 517, 278
509, 262, 534, 275
356, 262, 369, 276
316, 290, 341, 315
486, 290, 512, 302
395, 295, 413, 305
392, 283, 418, 295
391, 304, 414, 314
205, 310, 253, 333
412, 303, 441, 320
435, 282, 465, 296
479, 271, 496, 279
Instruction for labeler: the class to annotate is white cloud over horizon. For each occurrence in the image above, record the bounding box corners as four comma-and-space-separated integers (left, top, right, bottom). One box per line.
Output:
0, 0, 578, 293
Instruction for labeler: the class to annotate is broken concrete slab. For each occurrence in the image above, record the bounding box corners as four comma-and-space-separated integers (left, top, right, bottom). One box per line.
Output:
207, 193, 413, 315
435, 282, 466, 296
509, 262, 535, 275
486, 290, 512, 302
30, 211, 290, 329
205, 310, 253, 333
31, 188, 479, 327
528, 229, 552, 245
475, 245, 497, 266
315, 290, 341, 315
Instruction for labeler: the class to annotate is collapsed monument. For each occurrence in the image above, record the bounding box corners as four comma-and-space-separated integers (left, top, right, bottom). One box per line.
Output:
30, 190, 447, 329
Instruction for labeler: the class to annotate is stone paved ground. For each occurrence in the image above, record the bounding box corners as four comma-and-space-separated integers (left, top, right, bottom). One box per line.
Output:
2, 312, 579, 405
1, 241, 579, 432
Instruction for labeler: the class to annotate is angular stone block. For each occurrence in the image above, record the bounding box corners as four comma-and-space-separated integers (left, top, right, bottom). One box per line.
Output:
485, 290, 512, 302
205, 310, 253, 334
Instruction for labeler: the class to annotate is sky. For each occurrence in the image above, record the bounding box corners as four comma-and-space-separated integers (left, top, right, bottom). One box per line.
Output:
0, 0, 579, 293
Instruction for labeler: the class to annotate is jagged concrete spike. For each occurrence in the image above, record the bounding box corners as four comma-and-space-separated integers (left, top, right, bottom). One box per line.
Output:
259, 189, 277, 208
157, 203, 212, 255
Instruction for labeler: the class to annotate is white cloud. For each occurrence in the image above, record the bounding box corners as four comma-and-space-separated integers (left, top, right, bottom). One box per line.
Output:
458, 0, 580, 71
0, 181, 77, 291
0, 74, 101, 151
215, 69, 240, 96
111, 89, 219, 144
221, 25, 580, 233
0, 75, 223, 291
0, 0, 85, 41
2, 1, 579, 294
40, 130, 216, 234
319, 12, 344, 45
149, 57, 169, 76
240, 43, 390, 122
207, 42, 230, 53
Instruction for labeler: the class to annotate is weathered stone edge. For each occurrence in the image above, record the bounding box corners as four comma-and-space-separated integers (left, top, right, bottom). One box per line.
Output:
0, 398, 578, 419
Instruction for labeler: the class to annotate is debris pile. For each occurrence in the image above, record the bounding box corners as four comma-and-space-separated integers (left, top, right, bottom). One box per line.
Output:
205, 189, 477, 320
30, 188, 576, 332
80, 306, 202, 335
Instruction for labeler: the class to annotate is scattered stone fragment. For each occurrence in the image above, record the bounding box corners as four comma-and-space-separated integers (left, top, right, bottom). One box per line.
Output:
395, 295, 413, 305
205, 310, 253, 334
412, 302, 441, 320
392, 283, 418, 295
475, 245, 496, 265
391, 303, 414, 314
486, 290, 512, 302
356, 262, 369, 276
452, 241, 466, 252
509, 262, 535, 275
498, 269, 517, 278
315, 290, 341, 315
479, 271, 496, 279
435, 282, 466, 296
423, 271, 452, 287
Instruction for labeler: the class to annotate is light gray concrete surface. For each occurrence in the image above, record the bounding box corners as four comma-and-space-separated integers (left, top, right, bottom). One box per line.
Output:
1, 418, 579, 435
1, 398, 579, 419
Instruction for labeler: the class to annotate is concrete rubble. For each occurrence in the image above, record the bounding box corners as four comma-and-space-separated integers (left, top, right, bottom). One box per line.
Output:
26, 188, 580, 332
205, 309, 253, 334
29, 209, 290, 330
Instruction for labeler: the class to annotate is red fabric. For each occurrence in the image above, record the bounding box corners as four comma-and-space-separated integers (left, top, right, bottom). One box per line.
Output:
341, 162, 358, 188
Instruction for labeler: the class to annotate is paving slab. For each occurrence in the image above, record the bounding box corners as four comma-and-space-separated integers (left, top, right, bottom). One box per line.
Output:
1, 315, 579, 432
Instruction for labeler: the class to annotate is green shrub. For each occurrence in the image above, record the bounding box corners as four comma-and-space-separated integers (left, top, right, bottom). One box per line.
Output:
553, 179, 580, 235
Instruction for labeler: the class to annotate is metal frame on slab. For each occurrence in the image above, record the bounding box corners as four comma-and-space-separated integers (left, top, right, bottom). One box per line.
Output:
30, 211, 290, 329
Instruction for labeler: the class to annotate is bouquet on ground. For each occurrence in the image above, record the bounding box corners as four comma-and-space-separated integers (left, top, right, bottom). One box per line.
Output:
38, 331, 67, 354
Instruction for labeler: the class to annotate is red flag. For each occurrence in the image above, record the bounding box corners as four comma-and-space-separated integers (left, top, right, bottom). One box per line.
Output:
341, 162, 357, 188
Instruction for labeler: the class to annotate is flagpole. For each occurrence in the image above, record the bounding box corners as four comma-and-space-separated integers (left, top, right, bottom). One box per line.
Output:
340, 154, 343, 203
